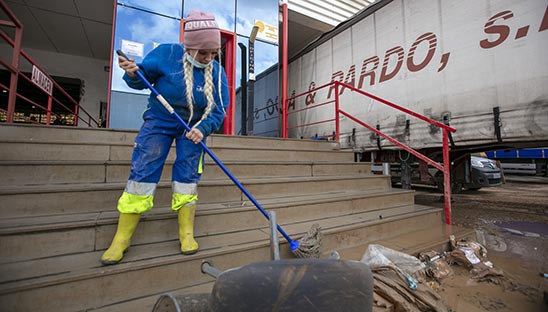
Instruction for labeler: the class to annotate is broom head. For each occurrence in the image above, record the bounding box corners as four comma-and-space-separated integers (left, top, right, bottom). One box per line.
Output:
292, 223, 322, 258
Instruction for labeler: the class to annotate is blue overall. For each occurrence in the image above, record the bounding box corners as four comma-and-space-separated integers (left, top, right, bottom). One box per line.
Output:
117, 43, 229, 214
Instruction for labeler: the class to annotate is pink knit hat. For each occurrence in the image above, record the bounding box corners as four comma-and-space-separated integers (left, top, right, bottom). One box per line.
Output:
184, 10, 221, 50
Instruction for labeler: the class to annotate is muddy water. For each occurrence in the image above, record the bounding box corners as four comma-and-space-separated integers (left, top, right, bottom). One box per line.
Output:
414, 180, 548, 311
434, 227, 548, 311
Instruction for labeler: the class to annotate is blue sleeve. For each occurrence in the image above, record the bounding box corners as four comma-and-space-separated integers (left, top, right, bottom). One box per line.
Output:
122, 45, 166, 89
195, 63, 230, 137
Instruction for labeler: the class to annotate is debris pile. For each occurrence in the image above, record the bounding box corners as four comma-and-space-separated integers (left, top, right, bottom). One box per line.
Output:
443, 235, 520, 292
361, 244, 448, 311
360, 236, 527, 311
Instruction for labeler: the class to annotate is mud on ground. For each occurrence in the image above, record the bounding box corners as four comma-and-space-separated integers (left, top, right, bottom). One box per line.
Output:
414, 179, 548, 312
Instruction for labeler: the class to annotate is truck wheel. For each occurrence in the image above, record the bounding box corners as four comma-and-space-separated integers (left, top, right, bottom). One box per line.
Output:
436, 180, 463, 194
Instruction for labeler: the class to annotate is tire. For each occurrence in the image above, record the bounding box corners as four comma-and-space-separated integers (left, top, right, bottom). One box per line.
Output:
436, 180, 463, 194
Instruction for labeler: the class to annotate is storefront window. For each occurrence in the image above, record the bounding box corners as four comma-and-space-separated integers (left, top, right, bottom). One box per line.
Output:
109, 5, 181, 129
111, 6, 180, 93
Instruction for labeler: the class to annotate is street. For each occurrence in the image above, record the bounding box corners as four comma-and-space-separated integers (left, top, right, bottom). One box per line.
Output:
414, 178, 548, 311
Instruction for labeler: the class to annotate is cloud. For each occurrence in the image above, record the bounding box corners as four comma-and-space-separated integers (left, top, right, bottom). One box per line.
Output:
127, 15, 180, 47
237, 0, 278, 25
235, 0, 278, 38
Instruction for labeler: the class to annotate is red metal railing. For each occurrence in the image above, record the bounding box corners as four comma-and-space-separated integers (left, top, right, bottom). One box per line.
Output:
0, 1, 99, 127
284, 81, 457, 224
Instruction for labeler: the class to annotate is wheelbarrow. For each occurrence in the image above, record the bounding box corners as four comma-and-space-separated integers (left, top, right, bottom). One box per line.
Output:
152, 212, 374, 312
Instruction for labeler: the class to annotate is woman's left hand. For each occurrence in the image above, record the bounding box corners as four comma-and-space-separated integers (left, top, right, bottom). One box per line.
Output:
186, 128, 204, 144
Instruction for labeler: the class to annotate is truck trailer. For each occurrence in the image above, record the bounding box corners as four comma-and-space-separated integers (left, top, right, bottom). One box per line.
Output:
285, 0, 548, 191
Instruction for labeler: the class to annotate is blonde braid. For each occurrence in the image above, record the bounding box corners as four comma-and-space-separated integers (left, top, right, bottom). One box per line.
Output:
193, 63, 215, 128
183, 52, 195, 124
184, 49, 224, 131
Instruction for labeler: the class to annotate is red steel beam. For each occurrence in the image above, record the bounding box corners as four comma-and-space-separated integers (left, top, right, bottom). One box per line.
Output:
281, 1, 288, 138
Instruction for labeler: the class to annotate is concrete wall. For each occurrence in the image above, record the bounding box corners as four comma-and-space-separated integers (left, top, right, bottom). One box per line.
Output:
0, 44, 110, 126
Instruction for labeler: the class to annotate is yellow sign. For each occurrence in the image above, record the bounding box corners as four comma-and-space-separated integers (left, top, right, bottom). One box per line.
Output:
254, 20, 278, 43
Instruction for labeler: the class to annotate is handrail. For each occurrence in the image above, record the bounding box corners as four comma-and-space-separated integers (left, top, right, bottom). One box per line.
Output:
283, 80, 455, 224
0, 1, 22, 28
0, 1, 99, 127
337, 82, 456, 133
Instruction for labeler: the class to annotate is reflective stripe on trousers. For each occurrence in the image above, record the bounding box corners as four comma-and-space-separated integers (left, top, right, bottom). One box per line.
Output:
117, 108, 205, 214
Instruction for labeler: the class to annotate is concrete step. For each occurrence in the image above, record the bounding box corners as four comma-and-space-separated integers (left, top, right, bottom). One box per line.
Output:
0, 140, 353, 162
0, 123, 450, 312
334, 223, 476, 261
0, 174, 391, 218
0, 124, 340, 152
0, 205, 441, 312
0, 124, 137, 145
0, 189, 414, 263
87, 282, 216, 312
0, 160, 371, 186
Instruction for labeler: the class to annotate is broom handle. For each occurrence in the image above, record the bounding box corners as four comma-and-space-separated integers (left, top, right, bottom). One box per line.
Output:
116, 50, 298, 249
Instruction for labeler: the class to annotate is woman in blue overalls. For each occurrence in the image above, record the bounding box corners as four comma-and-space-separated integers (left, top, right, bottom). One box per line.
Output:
101, 11, 229, 265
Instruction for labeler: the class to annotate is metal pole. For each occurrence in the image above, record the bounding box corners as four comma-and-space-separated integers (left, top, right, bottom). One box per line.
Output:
382, 163, 391, 176
442, 129, 452, 224
238, 42, 247, 135
247, 66, 254, 135
247, 26, 259, 136
7, 26, 23, 123
269, 211, 280, 261
335, 82, 340, 141
201, 261, 223, 279
46, 96, 52, 125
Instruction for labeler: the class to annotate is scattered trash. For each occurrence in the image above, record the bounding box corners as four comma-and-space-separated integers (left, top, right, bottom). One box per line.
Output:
446, 235, 488, 269
360, 236, 540, 312
371, 266, 449, 312
361, 244, 425, 275
419, 250, 453, 281
446, 249, 474, 269
450, 235, 488, 258
469, 262, 522, 292
361, 244, 424, 290
458, 246, 481, 265
361, 244, 450, 311
444, 235, 532, 295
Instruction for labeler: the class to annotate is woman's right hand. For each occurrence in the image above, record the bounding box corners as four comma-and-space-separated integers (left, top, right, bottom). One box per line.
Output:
118, 56, 139, 78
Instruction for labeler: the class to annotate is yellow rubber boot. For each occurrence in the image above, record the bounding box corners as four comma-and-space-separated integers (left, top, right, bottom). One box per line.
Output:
101, 213, 140, 265
178, 205, 199, 255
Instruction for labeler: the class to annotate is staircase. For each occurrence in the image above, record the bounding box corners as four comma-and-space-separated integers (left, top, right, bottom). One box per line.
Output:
0, 124, 473, 312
